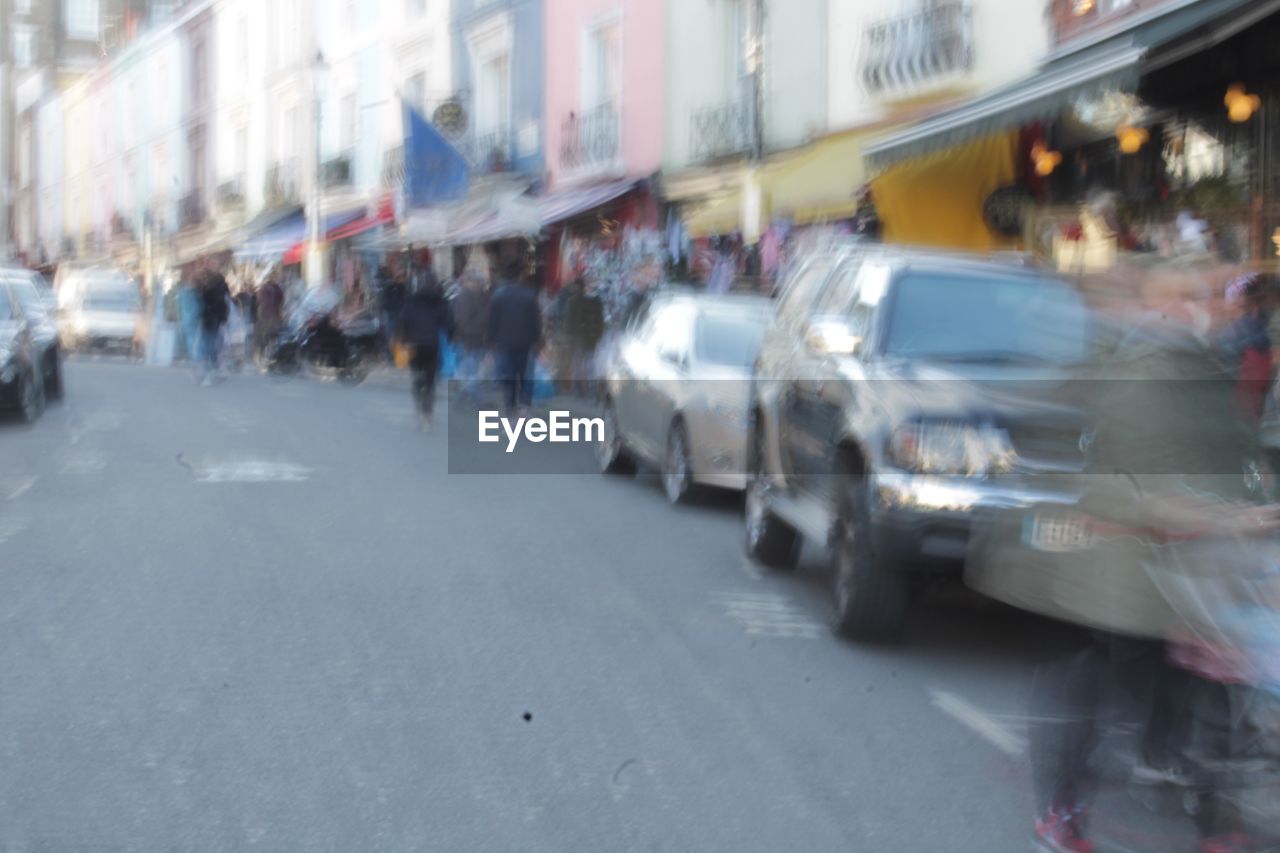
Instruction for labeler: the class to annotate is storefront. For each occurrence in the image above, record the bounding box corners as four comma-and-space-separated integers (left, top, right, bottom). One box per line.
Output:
863, 0, 1280, 267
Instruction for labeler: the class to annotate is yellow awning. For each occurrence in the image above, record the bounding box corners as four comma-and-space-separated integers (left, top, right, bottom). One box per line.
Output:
678, 128, 870, 237
870, 131, 1018, 251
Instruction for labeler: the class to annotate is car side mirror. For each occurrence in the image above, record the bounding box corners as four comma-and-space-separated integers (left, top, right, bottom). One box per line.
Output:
804, 316, 861, 357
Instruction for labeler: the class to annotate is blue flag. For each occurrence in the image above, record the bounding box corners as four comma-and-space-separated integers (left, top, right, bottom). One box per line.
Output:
403, 99, 470, 207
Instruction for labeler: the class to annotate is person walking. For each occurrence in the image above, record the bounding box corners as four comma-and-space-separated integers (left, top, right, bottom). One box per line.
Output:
255, 274, 285, 363
451, 269, 491, 407
176, 266, 203, 366
379, 267, 408, 363
487, 256, 542, 416
558, 276, 605, 397
397, 271, 454, 431
198, 262, 231, 384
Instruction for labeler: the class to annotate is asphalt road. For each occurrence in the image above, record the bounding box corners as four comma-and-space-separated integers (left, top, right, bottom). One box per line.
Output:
0, 360, 1201, 852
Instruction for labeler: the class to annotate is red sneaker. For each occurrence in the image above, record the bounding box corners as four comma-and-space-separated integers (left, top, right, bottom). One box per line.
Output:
1033, 809, 1094, 853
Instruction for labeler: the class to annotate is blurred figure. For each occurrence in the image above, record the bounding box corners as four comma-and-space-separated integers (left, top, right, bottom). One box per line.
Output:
1029, 263, 1271, 853
379, 266, 407, 363
1216, 273, 1272, 425
397, 271, 454, 431
197, 262, 231, 384
451, 269, 490, 407
487, 256, 542, 416
176, 266, 203, 365
255, 274, 285, 363
557, 275, 604, 398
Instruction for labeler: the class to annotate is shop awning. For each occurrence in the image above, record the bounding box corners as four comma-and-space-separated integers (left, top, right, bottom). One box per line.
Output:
682, 129, 871, 237
538, 179, 637, 227
236, 208, 364, 262
863, 0, 1278, 168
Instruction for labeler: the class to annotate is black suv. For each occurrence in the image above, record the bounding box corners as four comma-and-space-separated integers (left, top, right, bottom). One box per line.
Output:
745, 244, 1090, 640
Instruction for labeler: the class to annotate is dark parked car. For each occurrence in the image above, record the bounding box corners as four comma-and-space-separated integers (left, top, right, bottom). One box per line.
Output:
0, 277, 48, 422
1, 270, 64, 400
745, 244, 1091, 640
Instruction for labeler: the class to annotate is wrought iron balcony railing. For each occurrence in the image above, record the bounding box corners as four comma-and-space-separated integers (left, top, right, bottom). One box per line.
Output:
860, 1, 974, 97
321, 155, 353, 189
265, 159, 301, 205
216, 178, 244, 208
690, 98, 753, 163
180, 190, 206, 228
560, 103, 620, 172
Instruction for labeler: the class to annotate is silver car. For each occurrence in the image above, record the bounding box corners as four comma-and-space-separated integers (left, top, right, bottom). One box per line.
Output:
597, 291, 773, 503
59, 276, 145, 356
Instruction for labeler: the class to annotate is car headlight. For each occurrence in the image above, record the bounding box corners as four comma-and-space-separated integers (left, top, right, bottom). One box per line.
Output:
888, 421, 1016, 477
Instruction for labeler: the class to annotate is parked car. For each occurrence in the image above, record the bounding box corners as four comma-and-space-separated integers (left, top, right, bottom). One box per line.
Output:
1, 270, 64, 400
58, 272, 145, 356
598, 290, 773, 503
0, 265, 56, 314
745, 244, 1091, 640
0, 278, 47, 422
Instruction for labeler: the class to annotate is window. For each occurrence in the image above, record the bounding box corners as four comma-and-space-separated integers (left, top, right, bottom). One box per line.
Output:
584, 18, 622, 109
405, 72, 427, 112
694, 312, 768, 368
12, 26, 34, 70
65, 0, 100, 39
280, 105, 297, 161
340, 93, 358, 152
193, 40, 207, 105
476, 54, 510, 135
235, 126, 248, 179
407, 0, 427, 17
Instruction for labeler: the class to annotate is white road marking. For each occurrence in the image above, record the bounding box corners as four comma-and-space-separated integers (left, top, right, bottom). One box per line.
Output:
713, 591, 825, 639
60, 451, 108, 475
5, 476, 37, 501
192, 460, 311, 483
929, 689, 1028, 757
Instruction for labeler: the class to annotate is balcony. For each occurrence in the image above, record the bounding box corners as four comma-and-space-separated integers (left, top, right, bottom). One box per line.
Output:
560, 103, 621, 173
216, 178, 244, 209
110, 211, 133, 238
180, 190, 207, 228
690, 98, 753, 163
464, 127, 517, 175
265, 159, 301, 205
860, 1, 974, 99
321, 155, 353, 189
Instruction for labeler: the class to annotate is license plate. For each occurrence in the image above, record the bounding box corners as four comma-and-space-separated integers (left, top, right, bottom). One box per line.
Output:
1022, 511, 1094, 552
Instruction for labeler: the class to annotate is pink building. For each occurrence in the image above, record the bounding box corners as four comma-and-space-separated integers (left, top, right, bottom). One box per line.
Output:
543, 0, 665, 190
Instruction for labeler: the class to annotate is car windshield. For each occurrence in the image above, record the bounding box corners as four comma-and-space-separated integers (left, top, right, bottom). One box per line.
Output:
694, 312, 768, 367
883, 272, 1089, 364
7, 280, 46, 317
83, 292, 142, 313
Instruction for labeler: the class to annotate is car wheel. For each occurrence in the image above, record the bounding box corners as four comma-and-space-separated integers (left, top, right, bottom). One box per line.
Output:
662, 421, 696, 505
597, 399, 635, 475
45, 353, 64, 401
18, 370, 43, 424
831, 473, 908, 641
744, 423, 799, 569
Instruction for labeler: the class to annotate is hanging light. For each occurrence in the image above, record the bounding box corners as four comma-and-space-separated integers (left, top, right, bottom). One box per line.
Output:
1116, 125, 1150, 154
1073, 0, 1096, 15
1225, 84, 1261, 123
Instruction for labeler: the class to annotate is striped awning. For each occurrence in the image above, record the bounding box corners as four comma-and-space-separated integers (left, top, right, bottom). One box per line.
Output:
537, 178, 637, 227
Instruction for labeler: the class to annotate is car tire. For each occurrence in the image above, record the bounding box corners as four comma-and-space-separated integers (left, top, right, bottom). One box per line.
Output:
45, 353, 64, 401
597, 399, 635, 475
662, 421, 696, 505
831, 473, 908, 641
19, 370, 44, 424
744, 423, 800, 570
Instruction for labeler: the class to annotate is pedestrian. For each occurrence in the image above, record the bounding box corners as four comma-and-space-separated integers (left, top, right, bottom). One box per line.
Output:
176, 265, 203, 365
397, 270, 454, 431
1024, 262, 1270, 853
451, 269, 491, 407
379, 267, 408, 363
487, 255, 542, 416
1216, 272, 1272, 425
558, 275, 604, 397
255, 274, 285, 363
198, 262, 231, 384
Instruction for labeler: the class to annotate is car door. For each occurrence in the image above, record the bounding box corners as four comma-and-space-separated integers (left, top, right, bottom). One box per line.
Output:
9, 276, 57, 359
780, 256, 865, 494
609, 306, 654, 450
637, 303, 693, 459
0, 284, 36, 378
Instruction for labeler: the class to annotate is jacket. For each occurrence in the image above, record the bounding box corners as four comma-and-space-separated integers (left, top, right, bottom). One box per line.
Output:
397, 289, 454, 347
487, 280, 542, 352
561, 283, 605, 351
199, 272, 231, 328
452, 285, 490, 350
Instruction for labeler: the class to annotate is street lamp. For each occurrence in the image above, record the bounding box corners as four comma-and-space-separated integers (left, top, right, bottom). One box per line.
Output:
307, 50, 329, 288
